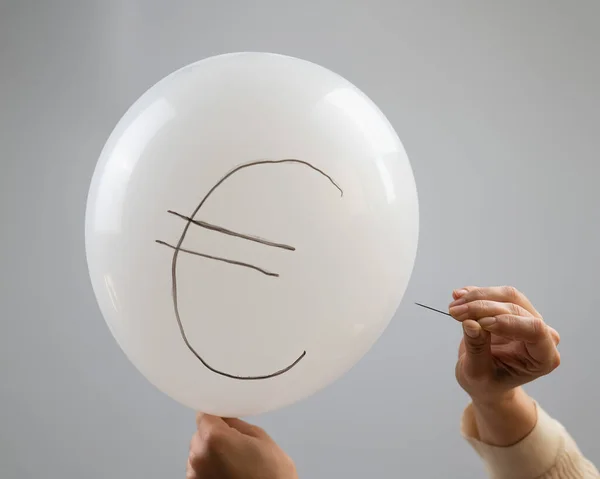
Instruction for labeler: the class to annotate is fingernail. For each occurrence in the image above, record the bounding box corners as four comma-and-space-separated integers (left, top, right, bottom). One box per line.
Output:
450, 297, 467, 307
449, 304, 468, 316
478, 317, 496, 328
454, 289, 468, 298
463, 322, 480, 338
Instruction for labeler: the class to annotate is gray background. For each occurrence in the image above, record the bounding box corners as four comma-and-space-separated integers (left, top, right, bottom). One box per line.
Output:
1, 1, 598, 477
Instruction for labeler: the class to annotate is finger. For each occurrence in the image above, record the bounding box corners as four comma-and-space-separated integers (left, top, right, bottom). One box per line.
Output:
549, 326, 560, 345
457, 325, 507, 358
194, 415, 235, 460
195, 412, 204, 428
477, 315, 557, 362
196, 414, 228, 437
190, 430, 203, 453
449, 299, 531, 321
478, 315, 548, 342
450, 286, 540, 317
452, 287, 473, 300
458, 338, 465, 359
188, 431, 207, 469
451, 286, 541, 317
222, 418, 270, 440
461, 320, 494, 378
186, 458, 198, 479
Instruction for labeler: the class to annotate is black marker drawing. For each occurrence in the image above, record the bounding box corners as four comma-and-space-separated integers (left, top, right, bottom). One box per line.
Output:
156, 159, 343, 380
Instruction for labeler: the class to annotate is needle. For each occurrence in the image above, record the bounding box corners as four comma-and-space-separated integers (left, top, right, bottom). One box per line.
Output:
415, 302, 451, 317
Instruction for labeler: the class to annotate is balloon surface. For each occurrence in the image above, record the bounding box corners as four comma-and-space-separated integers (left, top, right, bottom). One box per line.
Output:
85, 52, 419, 416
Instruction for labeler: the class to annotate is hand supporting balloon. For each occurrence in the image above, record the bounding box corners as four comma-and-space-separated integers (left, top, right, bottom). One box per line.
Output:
450, 286, 561, 446
187, 414, 298, 479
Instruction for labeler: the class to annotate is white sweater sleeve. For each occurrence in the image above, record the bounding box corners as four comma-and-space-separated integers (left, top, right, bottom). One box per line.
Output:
461, 402, 599, 479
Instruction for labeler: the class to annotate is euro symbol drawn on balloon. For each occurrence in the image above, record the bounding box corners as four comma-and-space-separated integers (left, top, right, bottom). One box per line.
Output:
155, 159, 344, 381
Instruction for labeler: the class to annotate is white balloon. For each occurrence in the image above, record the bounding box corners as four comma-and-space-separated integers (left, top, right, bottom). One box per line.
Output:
85, 52, 418, 417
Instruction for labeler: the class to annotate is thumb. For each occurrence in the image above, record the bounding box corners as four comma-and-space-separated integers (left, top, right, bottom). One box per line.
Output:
196, 413, 231, 438
223, 418, 271, 440
461, 320, 493, 378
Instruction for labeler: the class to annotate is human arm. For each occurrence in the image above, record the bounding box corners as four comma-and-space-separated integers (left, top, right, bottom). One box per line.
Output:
462, 390, 598, 478
451, 286, 599, 478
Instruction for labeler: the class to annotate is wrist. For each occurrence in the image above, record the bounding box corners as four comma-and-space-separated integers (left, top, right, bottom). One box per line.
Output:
470, 387, 521, 409
469, 388, 537, 446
